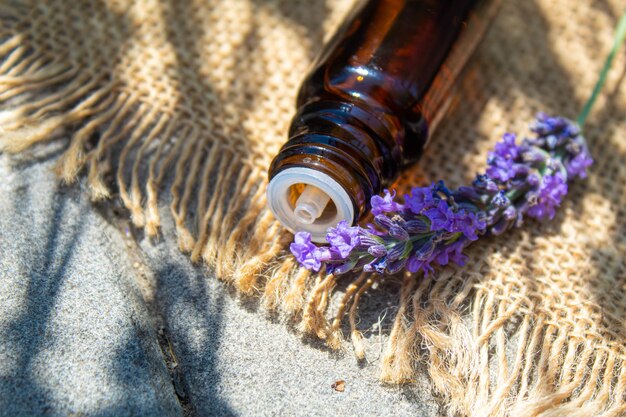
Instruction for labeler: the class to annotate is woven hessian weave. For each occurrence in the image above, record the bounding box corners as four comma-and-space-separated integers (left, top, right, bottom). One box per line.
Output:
1, 0, 625, 415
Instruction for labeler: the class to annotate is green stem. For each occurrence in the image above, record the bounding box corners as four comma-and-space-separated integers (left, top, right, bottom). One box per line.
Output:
577, 10, 626, 127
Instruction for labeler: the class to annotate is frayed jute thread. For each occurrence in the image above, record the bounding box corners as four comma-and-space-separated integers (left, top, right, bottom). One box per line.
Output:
2, 1, 626, 416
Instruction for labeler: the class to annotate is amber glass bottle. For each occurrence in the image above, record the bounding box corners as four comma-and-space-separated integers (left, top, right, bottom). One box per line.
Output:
268, 0, 499, 242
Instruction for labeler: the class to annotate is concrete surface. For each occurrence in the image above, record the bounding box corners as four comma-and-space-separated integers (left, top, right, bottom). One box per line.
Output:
0, 150, 182, 417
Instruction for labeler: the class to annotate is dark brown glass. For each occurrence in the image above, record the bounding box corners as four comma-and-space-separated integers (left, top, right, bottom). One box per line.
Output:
269, 0, 497, 222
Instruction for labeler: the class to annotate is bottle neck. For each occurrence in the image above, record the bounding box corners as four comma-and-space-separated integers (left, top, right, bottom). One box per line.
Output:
269, 98, 407, 220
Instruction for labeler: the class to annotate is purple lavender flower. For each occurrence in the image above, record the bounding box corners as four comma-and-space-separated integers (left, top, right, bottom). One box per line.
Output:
491, 191, 510, 208
424, 200, 454, 231
450, 210, 485, 241
566, 152, 593, 179
406, 256, 435, 276
289, 113, 591, 277
405, 185, 435, 214
486, 155, 515, 182
389, 224, 409, 241
404, 218, 430, 233
527, 173, 568, 220
526, 173, 541, 187
371, 189, 403, 215
368, 244, 387, 257
326, 220, 361, 258
472, 174, 499, 194
290, 232, 330, 272
531, 113, 579, 139
364, 223, 386, 237
435, 239, 468, 266
494, 133, 522, 159
503, 205, 517, 221
373, 214, 394, 230
364, 258, 387, 274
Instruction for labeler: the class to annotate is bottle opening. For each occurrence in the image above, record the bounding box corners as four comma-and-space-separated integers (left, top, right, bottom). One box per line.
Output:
293, 184, 331, 224
289, 184, 338, 225
267, 167, 355, 243
294, 203, 316, 224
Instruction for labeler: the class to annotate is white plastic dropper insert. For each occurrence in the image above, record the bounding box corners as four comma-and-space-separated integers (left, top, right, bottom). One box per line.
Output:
267, 167, 355, 243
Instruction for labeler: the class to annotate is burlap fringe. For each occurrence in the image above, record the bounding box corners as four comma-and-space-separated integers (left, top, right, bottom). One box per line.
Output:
0, 17, 316, 312
1, 15, 624, 417
377, 268, 626, 417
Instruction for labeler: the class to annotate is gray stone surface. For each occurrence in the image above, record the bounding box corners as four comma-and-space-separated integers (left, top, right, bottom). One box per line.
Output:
139, 234, 439, 417
0, 152, 182, 417
0, 148, 439, 416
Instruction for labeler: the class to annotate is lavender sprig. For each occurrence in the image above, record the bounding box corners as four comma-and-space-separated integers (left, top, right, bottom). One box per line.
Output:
290, 114, 593, 276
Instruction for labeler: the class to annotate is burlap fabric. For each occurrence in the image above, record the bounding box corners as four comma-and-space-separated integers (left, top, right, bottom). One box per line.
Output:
1, 0, 625, 415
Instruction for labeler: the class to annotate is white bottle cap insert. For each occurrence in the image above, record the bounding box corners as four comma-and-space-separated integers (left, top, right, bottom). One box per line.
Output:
267, 167, 355, 243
